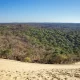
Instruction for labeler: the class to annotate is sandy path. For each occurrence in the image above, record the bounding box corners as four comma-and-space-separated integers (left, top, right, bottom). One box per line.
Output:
0, 59, 80, 80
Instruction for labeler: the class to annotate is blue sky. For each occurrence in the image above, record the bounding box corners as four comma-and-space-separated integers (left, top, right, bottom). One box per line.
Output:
0, 0, 80, 23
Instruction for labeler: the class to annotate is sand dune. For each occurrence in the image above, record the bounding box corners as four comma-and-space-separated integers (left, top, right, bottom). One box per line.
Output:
0, 59, 80, 80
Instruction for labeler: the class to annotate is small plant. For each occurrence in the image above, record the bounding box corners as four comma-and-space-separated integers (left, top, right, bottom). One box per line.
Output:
24, 57, 31, 62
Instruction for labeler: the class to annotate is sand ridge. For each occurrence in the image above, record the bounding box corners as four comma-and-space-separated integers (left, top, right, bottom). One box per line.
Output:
0, 59, 80, 80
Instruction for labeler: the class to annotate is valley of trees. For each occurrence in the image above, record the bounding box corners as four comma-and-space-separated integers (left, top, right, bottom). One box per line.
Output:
0, 23, 80, 64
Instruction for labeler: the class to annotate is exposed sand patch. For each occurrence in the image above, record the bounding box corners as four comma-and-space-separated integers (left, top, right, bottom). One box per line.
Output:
0, 59, 80, 80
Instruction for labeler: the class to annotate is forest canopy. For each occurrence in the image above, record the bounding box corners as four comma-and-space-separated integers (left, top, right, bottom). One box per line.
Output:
0, 23, 80, 64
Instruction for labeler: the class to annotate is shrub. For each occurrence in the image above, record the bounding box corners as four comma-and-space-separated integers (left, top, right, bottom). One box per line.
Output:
24, 57, 31, 62
0, 49, 12, 59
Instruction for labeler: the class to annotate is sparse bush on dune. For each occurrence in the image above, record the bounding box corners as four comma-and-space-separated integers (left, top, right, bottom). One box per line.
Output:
24, 57, 31, 62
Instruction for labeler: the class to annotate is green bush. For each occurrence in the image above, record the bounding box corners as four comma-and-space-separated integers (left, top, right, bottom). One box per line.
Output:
0, 49, 12, 59
24, 57, 31, 62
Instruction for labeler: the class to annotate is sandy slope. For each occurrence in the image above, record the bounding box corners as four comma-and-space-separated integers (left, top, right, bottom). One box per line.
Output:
0, 59, 80, 80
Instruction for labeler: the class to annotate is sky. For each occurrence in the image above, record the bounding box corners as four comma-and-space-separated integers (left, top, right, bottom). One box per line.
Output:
0, 0, 80, 23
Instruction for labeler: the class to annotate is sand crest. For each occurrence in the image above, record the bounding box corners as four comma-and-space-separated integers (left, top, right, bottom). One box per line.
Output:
0, 59, 80, 80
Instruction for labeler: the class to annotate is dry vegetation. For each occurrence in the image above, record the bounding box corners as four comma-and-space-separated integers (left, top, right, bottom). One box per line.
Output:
0, 23, 80, 64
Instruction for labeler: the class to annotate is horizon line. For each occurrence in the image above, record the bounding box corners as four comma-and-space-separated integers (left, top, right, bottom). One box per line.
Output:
0, 22, 80, 24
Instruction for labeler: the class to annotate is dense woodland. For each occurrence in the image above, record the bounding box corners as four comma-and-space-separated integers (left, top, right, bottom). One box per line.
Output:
0, 23, 80, 64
